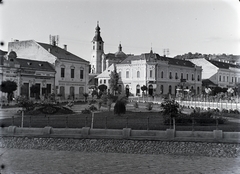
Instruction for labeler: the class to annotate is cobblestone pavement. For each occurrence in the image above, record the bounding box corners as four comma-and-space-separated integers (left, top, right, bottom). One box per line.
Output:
0, 148, 240, 174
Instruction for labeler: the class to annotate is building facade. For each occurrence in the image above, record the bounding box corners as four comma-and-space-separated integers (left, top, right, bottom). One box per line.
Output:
189, 58, 240, 89
0, 51, 55, 101
8, 40, 89, 100
97, 50, 202, 97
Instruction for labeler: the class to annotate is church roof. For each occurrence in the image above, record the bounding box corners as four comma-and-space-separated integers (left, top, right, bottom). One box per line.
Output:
37, 42, 89, 63
92, 23, 103, 42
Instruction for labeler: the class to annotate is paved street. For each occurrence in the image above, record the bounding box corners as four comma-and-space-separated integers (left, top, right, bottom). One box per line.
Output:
0, 148, 240, 174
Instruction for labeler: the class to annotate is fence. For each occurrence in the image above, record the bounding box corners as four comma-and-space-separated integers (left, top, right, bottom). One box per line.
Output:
2, 113, 239, 132
130, 96, 240, 110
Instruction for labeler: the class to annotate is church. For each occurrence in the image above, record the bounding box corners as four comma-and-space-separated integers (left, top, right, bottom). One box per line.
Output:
91, 23, 202, 97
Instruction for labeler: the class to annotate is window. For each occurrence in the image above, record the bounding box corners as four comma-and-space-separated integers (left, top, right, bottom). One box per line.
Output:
169, 72, 172, 79
100, 79, 102, 84
192, 74, 194, 81
71, 69, 74, 78
197, 75, 200, 81
219, 75, 221, 82
161, 71, 164, 78
223, 76, 225, 82
161, 85, 164, 94
126, 71, 129, 78
61, 68, 65, 78
181, 73, 183, 80
169, 85, 172, 94
232, 77, 234, 83
104, 79, 106, 84
93, 45, 95, 50
80, 69, 84, 79
175, 73, 178, 79
118, 71, 121, 77
150, 70, 152, 78
227, 76, 228, 82
186, 74, 188, 80
99, 45, 102, 50
137, 71, 140, 78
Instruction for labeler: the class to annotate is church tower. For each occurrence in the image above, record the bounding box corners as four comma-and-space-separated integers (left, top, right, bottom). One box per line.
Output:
91, 22, 104, 74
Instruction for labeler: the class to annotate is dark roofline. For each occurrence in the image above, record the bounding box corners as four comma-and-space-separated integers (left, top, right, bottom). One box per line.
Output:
37, 42, 89, 64
17, 58, 56, 72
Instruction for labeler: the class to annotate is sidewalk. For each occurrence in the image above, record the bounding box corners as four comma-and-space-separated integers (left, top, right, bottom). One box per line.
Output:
0, 148, 240, 174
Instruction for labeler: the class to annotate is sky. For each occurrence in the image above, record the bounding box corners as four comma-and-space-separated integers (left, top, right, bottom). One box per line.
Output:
0, 0, 240, 62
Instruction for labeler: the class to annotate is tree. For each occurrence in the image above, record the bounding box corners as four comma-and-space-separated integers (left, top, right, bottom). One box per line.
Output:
83, 93, 89, 102
114, 95, 128, 116
161, 99, 180, 130
109, 68, 119, 95
98, 84, 107, 92
0, 80, 17, 103
141, 85, 148, 101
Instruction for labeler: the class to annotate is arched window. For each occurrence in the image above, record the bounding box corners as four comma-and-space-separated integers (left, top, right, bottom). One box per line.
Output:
161, 85, 164, 94
79, 87, 84, 98
60, 86, 65, 99
169, 85, 172, 94
136, 84, 140, 95
126, 71, 129, 78
137, 71, 140, 78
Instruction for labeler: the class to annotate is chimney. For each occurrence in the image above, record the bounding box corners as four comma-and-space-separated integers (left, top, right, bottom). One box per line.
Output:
64, 44, 67, 51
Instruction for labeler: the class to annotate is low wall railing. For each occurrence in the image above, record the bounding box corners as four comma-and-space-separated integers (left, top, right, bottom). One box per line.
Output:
1, 126, 240, 143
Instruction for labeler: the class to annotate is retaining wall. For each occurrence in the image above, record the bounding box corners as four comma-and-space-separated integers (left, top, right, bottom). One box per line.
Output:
1, 126, 239, 143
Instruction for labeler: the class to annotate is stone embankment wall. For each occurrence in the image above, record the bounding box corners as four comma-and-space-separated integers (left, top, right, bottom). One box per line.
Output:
0, 137, 240, 158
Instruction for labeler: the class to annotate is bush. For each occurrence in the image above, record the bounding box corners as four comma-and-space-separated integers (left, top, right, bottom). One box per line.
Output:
221, 109, 229, 113
146, 102, 153, 111
163, 111, 226, 125
133, 102, 138, 109
82, 108, 91, 114
114, 100, 126, 115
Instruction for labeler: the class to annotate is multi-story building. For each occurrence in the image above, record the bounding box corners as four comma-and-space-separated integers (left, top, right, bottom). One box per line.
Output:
8, 40, 89, 100
97, 50, 202, 97
189, 58, 240, 89
0, 51, 55, 100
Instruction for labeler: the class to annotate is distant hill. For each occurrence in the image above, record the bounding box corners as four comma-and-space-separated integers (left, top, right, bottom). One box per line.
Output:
174, 52, 240, 64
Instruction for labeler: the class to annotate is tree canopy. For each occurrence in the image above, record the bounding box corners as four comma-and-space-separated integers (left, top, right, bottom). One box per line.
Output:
109, 68, 119, 95
0, 80, 17, 103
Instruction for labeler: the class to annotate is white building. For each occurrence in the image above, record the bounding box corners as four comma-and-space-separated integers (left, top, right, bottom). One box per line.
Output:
189, 58, 240, 89
97, 50, 202, 97
8, 40, 89, 100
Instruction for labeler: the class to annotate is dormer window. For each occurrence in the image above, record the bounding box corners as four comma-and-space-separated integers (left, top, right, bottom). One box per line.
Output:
39, 63, 43, 66
27, 62, 32, 65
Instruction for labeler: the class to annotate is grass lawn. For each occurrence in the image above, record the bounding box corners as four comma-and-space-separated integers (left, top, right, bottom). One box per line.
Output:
1, 110, 240, 132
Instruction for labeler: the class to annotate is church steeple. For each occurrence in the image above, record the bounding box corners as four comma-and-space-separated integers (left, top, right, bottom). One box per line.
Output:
91, 21, 104, 74
118, 43, 122, 52
92, 21, 103, 42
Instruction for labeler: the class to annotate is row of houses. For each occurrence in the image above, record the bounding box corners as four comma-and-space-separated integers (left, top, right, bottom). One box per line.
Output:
0, 40, 89, 101
0, 23, 239, 101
